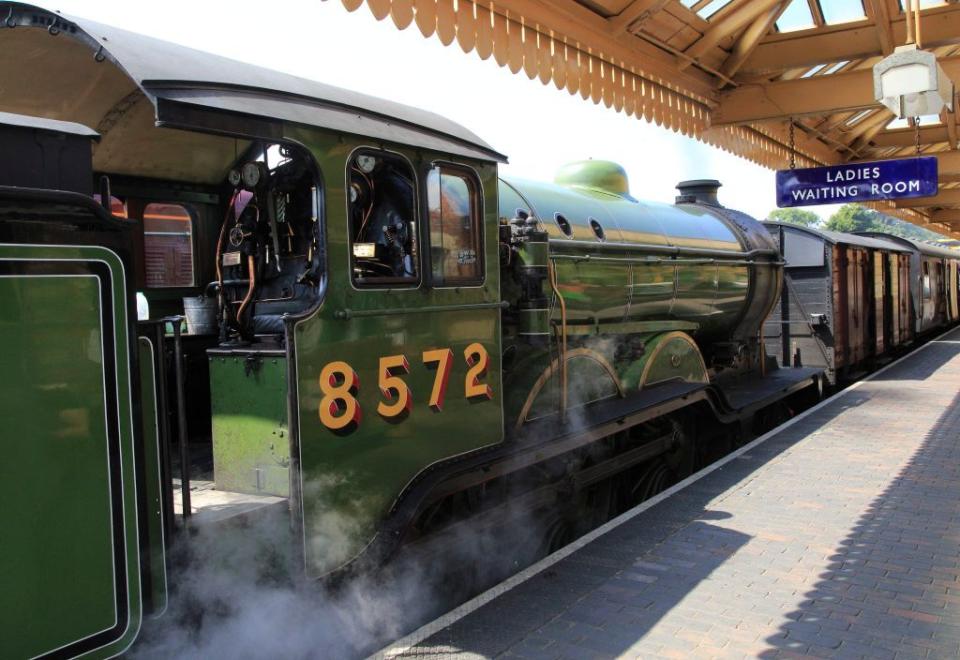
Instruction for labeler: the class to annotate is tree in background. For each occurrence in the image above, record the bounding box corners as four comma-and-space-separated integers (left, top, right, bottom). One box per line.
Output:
824, 203, 946, 242
766, 208, 821, 227
824, 204, 875, 232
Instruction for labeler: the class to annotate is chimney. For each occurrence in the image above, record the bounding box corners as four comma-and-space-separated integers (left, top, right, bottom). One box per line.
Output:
675, 179, 722, 206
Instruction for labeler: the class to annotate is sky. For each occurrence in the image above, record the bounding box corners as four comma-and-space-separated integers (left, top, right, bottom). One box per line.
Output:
45, 0, 845, 221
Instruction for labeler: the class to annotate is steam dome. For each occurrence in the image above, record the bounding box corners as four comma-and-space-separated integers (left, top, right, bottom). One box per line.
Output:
554, 160, 630, 197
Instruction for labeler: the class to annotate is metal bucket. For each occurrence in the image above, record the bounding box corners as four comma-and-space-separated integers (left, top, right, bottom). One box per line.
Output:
182, 295, 218, 335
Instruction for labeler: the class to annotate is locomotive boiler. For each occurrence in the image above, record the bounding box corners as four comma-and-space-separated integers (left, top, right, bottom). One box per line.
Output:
0, 5, 823, 658
497, 164, 784, 434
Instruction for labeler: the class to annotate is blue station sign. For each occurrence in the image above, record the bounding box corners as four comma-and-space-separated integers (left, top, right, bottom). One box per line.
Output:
776, 156, 938, 208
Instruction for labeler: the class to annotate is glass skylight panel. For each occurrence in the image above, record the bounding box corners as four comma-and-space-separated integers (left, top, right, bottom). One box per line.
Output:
845, 109, 872, 125
822, 60, 850, 75
897, 0, 948, 9
802, 64, 827, 77
886, 114, 942, 130
697, 0, 733, 19
776, 0, 816, 32
680, 0, 699, 7
819, 0, 866, 25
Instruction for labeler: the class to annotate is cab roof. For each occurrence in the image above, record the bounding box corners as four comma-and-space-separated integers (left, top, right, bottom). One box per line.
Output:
0, 3, 505, 183
0, 110, 99, 138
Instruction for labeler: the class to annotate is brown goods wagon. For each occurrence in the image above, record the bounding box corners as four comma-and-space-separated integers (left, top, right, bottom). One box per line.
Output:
764, 223, 912, 384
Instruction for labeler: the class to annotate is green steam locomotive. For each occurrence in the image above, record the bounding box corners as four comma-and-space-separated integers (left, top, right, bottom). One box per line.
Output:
0, 4, 821, 657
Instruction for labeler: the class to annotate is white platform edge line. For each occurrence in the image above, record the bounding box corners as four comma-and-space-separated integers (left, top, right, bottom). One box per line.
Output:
369, 327, 959, 659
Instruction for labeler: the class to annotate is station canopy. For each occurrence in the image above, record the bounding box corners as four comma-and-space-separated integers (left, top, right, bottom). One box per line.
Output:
342, 0, 960, 238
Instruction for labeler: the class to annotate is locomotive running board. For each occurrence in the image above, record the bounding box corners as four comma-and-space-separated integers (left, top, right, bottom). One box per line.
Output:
347, 366, 823, 576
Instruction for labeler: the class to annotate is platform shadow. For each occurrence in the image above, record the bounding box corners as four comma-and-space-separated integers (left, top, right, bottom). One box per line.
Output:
406, 513, 750, 659
403, 386, 878, 658
759, 386, 960, 658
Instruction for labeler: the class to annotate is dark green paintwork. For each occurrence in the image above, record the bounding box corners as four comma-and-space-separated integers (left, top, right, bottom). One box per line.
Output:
287, 128, 504, 576
211, 356, 290, 497
516, 236, 550, 338
631, 332, 709, 388
0, 244, 141, 659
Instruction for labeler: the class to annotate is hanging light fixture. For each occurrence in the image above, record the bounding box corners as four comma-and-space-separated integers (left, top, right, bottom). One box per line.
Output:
872, 0, 954, 119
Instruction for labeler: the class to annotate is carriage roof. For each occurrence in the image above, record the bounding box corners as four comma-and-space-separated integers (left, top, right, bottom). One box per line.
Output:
764, 222, 914, 253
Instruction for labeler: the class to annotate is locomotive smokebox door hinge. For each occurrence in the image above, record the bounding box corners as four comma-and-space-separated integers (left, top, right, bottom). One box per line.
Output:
244, 354, 262, 377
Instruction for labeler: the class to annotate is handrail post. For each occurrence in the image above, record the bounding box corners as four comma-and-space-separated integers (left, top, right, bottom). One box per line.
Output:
171, 317, 191, 520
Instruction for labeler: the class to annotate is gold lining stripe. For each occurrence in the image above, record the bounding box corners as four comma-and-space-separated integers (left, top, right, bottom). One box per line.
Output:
638, 331, 709, 389
515, 347, 624, 431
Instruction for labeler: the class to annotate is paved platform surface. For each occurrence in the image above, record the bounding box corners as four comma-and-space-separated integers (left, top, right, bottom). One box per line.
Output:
385, 328, 960, 659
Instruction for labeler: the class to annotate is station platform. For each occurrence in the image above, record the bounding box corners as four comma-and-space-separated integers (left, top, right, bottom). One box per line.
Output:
377, 327, 960, 660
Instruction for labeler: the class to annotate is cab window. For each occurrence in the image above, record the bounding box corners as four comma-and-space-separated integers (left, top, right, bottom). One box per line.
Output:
143, 202, 195, 288
348, 150, 418, 286
426, 165, 483, 286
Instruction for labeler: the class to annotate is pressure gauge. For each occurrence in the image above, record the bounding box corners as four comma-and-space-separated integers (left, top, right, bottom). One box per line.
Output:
241, 162, 261, 188
356, 154, 377, 174
227, 168, 241, 187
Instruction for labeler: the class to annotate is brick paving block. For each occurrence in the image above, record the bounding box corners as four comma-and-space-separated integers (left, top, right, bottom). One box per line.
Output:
502, 643, 560, 660
889, 607, 941, 624
836, 639, 896, 659
548, 640, 606, 660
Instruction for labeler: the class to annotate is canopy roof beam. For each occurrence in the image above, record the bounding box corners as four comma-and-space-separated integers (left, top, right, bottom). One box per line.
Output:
714, 56, 960, 124
895, 189, 960, 208
852, 150, 960, 176
718, 2, 789, 85
864, 0, 895, 56
679, 0, 781, 72
740, 5, 960, 75
931, 210, 960, 224
849, 111, 895, 153
872, 125, 952, 148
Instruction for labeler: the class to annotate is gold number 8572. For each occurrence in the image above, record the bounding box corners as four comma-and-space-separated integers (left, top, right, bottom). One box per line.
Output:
317, 345, 492, 431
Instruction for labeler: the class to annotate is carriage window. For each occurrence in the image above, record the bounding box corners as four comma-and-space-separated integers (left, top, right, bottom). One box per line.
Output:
144, 202, 195, 288
426, 166, 483, 286
348, 151, 418, 286
922, 263, 931, 299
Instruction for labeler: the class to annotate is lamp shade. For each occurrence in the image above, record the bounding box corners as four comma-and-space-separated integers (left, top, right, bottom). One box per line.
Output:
873, 44, 954, 118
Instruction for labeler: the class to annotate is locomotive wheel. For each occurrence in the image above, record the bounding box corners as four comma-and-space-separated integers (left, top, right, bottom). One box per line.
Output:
631, 460, 672, 502
612, 416, 697, 509
661, 417, 697, 479
539, 513, 576, 556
